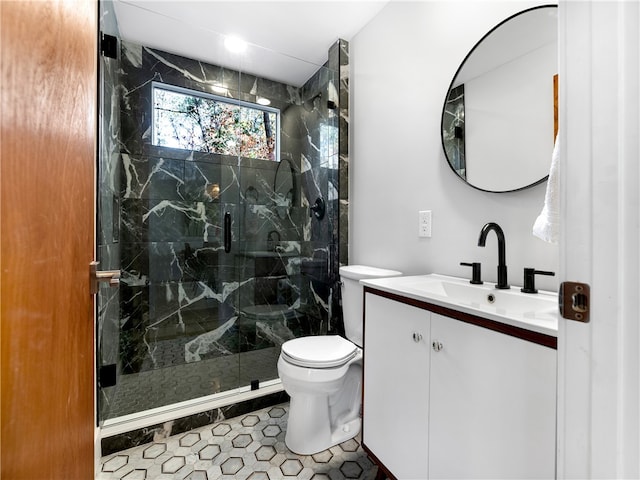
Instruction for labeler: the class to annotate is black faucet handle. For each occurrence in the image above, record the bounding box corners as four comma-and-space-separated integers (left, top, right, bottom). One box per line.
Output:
521, 268, 555, 294
460, 262, 483, 285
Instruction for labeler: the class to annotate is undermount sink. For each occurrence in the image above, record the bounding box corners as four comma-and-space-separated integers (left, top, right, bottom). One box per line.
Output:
360, 274, 558, 336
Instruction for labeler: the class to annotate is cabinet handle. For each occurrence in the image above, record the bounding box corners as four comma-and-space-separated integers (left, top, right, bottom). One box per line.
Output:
412, 332, 423, 343
432, 341, 444, 352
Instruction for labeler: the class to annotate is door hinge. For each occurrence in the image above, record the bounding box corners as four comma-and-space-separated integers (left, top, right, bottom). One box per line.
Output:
101, 33, 118, 59
559, 281, 590, 322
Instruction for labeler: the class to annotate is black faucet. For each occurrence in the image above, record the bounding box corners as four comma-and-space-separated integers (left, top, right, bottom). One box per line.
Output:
521, 268, 555, 294
477, 222, 510, 289
460, 262, 483, 284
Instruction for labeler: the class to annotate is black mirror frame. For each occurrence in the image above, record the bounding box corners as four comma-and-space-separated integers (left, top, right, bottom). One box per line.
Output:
440, 4, 557, 194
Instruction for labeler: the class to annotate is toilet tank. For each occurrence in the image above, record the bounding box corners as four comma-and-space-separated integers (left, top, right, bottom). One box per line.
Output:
339, 265, 402, 347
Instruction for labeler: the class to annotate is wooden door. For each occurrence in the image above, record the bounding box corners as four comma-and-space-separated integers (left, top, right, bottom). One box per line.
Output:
1, 1, 97, 478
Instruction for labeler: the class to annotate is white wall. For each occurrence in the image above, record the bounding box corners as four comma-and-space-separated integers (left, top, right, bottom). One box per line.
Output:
350, 0, 559, 292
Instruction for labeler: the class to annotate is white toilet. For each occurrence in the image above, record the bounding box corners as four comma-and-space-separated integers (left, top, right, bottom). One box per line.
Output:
277, 264, 402, 455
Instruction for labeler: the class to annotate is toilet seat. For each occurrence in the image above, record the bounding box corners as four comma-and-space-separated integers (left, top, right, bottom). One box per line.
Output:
281, 336, 358, 369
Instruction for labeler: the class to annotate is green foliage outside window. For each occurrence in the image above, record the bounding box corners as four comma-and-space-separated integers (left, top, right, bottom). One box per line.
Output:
153, 85, 278, 161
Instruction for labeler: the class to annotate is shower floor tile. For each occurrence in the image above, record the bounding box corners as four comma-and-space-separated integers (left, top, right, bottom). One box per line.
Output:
98, 402, 380, 480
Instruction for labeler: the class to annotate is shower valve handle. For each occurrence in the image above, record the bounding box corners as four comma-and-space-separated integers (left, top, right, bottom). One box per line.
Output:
309, 197, 325, 220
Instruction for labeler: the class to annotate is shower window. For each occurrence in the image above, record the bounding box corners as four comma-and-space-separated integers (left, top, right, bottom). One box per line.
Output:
152, 82, 280, 161
321, 124, 339, 165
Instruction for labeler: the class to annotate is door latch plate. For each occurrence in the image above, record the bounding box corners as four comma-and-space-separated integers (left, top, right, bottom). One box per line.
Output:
559, 281, 590, 322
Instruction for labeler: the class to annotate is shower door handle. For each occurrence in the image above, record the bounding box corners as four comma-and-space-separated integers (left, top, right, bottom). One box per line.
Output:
90, 261, 120, 294
224, 212, 231, 253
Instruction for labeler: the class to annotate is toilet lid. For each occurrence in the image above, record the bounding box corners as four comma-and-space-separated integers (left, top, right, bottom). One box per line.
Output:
281, 335, 358, 368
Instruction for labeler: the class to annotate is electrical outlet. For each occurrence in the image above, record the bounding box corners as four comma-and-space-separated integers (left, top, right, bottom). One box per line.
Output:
419, 210, 432, 237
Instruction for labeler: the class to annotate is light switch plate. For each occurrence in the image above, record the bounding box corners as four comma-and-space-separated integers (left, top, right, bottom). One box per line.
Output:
419, 210, 432, 237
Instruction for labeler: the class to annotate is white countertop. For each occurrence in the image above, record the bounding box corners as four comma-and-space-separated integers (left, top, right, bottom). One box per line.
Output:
361, 274, 558, 337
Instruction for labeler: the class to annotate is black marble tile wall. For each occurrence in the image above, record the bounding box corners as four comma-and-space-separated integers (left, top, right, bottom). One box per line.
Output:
101, 36, 351, 424
98, 26, 351, 452
328, 39, 350, 336
338, 40, 350, 269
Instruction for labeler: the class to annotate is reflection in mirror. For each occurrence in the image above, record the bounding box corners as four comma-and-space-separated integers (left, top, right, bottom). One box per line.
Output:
441, 5, 558, 193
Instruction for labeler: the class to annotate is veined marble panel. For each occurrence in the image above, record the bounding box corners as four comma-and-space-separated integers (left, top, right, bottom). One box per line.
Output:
105, 37, 347, 422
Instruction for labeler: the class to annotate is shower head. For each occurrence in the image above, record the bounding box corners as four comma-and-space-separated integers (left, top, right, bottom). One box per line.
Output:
303, 93, 322, 112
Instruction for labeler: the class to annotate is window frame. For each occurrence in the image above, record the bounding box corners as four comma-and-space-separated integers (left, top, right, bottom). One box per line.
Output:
151, 81, 281, 161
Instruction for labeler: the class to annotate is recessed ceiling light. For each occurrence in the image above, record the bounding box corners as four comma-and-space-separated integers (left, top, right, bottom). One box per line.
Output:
224, 36, 247, 53
256, 97, 271, 106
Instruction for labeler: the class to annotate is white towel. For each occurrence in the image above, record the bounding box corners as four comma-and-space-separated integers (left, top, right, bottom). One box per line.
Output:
533, 133, 560, 244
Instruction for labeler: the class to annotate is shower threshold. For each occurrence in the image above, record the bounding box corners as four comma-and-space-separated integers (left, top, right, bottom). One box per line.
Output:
100, 379, 283, 439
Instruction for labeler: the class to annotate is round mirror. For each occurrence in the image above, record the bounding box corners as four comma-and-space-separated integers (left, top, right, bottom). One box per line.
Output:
441, 5, 558, 193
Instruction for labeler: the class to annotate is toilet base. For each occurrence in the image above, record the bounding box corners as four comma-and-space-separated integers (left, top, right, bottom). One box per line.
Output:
329, 416, 361, 447
284, 393, 361, 455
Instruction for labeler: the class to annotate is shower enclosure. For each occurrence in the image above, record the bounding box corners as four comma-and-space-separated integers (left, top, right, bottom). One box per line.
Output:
97, 2, 350, 434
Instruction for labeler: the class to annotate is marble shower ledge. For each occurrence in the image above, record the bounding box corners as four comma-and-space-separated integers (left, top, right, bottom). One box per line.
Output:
238, 250, 298, 258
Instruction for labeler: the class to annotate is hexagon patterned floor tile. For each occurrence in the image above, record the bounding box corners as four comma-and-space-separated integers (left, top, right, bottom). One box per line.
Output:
98, 402, 380, 480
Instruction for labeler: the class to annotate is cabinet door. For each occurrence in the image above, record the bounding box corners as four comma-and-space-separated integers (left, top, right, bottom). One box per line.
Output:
429, 313, 556, 479
363, 293, 430, 479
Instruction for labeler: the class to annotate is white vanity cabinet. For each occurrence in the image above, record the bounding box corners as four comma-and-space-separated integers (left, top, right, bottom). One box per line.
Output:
363, 293, 430, 479
363, 290, 557, 480
428, 312, 556, 479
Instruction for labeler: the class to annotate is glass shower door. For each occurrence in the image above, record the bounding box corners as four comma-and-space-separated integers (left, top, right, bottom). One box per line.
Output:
96, 1, 122, 424
97, 2, 344, 425
97, 28, 246, 423
234, 51, 340, 388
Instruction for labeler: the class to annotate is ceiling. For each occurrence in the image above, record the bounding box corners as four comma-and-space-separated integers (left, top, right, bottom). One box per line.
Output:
112, 1, 390, 86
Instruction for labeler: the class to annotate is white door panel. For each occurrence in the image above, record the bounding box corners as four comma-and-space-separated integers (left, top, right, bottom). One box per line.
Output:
559, 1, 640, 477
